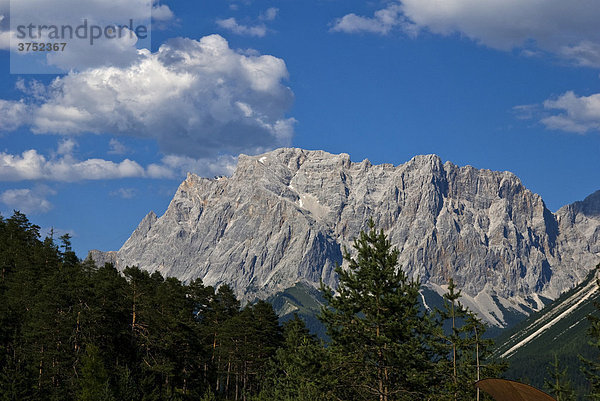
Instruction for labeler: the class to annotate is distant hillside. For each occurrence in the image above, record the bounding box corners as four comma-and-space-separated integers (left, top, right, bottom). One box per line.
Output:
267, 282, 328, 339
492, 267, 600, 398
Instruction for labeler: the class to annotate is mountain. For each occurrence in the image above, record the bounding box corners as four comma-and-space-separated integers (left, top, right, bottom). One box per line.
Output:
492, 267, 600, 396
89, 148, 600, 328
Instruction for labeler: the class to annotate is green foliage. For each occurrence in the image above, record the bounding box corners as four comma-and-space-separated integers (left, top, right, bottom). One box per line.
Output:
258, 315, 333, 401
494, 267, 600, 400
434, 279, 505, 401
581, 264, 600, 400
268, 282, 329, 339
0, 211, 280, 401
320, 219, 439, 400
78, 344, 114, 401
0, 212, 561, 401
544, 354, 576, 401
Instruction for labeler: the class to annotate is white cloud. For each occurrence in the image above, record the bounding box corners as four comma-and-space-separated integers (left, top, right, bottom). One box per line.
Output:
44, 28, 140, 71
56, 138, 77, 156
110, 187, 136, 199
331, 3, 415, 36
3, 35, 295, 160
3, 0, 174, 70
540, 91, 600, 133
512, 104, 537, 121
260, 8, 279, 22
15, 79, 48, 101
0, 187, 55, 214
152, 4, 174, 21
0, 100, 28, 131
0, 149, 147, 182
108, 138, 128, 155
0, 11, 9, 50
333, 1, 600, 66
217, 7, 279, 37
399, 0, 600, 66
0, 139, 237, 182
216, 18, 267, 37
558, 42, 600, 68
0, 28, 13, 50
6, 0, 162, 26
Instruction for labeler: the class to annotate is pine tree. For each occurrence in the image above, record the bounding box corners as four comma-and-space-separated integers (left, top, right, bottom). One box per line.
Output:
78, 344, 115, 401
216, 300, 283, 400
258, 315, 333, 401
18, 231, 92, 400
435, 279, 469, 400
544, 354, 576, 401
434, 279, 505, 401
243, 300, 283, 396
0, 212, 69, 400
320, 219, 438, 401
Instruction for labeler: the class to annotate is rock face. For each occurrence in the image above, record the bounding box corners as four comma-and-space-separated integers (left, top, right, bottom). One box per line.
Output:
90, 148, 600, 327
555, 190, 600, 273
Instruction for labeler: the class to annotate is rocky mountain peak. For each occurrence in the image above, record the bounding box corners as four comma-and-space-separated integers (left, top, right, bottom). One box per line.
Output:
89, 148, 600, 328
576, 190, 600, 217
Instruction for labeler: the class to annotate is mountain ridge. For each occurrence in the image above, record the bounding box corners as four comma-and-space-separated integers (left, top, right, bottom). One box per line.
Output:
89, 148, 600, 328
492, 267, 600, 398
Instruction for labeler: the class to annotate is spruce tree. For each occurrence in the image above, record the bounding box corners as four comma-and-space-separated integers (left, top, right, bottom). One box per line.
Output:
320, 219, 437, 401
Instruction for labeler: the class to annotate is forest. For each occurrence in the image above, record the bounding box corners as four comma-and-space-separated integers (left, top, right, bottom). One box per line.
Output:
0, 212, 597, 401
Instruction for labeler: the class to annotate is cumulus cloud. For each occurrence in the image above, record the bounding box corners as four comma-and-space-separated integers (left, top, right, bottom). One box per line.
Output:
44, 29, 141, 71
3, 0, 173, 70
401, 0, 600, 66
0, 100, 29, 131
333, 1, 600, 66
0, 138, 237, 182
0, 149, 147, 182
331, 3, 415, 36
216, 18, 267, 37
15, 79, 48, 101
0, 187, 55, 214
6, 0, 170, 25
3, 35, 295, 160
540, 91, 600, 133
152, 4, 174, 21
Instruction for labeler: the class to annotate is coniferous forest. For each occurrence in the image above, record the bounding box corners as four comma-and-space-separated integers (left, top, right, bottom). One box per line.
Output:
4, 211, 600, 400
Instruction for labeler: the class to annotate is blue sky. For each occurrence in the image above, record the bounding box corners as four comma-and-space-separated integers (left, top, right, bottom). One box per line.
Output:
0, 0, 599, 257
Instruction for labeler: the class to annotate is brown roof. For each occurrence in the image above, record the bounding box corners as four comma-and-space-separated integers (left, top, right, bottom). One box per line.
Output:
475, 379, 556, 401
